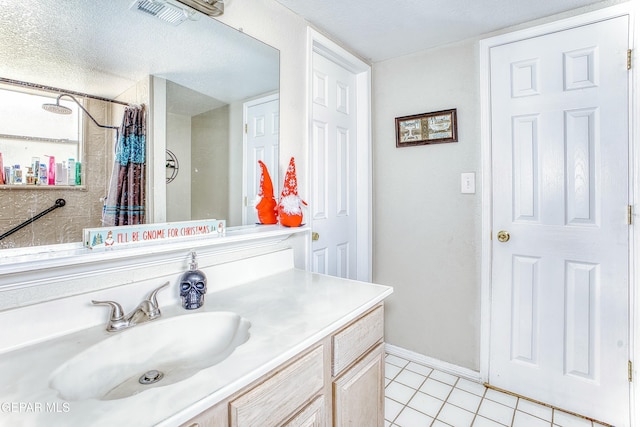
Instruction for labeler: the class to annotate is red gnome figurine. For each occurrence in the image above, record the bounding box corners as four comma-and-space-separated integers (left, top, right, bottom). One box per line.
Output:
255, 160, 278, 224
278, 157, 307, 227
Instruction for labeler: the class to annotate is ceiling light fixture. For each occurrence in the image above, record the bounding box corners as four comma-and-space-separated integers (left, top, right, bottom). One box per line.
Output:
174, 0, 224, 17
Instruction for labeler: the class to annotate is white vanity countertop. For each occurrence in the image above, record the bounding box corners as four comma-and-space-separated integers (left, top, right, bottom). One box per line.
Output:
0, 269, 392, 427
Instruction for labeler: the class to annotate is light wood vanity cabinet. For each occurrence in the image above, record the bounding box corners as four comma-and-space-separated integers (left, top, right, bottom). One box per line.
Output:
181, 304, 384, 427
331, 305, 385, 426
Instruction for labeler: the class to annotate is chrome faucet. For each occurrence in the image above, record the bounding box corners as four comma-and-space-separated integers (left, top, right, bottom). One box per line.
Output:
92, 282, 169, 332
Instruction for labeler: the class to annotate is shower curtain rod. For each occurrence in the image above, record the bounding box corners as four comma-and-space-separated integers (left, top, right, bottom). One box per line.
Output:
0, 77, 132, 107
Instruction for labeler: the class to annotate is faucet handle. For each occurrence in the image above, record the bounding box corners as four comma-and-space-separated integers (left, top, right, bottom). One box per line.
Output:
144, 282, 169, 319
91, 300, 125, 321
147, 282, 169, 308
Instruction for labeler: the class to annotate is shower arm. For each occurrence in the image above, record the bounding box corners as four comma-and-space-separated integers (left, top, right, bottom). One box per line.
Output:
57, 94, 120, 142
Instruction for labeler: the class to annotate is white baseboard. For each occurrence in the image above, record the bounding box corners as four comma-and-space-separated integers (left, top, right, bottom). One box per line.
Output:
385, 343, 482, 383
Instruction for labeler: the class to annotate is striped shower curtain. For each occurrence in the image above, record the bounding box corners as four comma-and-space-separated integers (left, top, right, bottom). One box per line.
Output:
102, 105, 146, 226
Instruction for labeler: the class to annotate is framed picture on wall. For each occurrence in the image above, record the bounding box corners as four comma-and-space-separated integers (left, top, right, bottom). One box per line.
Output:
395, 109, 458, 147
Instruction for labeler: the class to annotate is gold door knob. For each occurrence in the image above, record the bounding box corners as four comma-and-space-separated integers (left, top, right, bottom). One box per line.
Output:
497, 230, 510, 242
312, 232, 320, 241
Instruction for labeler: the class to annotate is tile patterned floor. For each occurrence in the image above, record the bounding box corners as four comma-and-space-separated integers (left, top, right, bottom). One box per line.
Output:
384, 354, 610, 427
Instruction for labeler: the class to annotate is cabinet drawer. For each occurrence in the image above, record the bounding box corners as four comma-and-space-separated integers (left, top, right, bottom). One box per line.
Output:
230, 345, 324, 427
180, 401, 227, 427
332, 305, 384, 376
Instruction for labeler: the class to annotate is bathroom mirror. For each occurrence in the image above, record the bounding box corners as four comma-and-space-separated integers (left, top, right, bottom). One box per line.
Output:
0, 0, 279, 249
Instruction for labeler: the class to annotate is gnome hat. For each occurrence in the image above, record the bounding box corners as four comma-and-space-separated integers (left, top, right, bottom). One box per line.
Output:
255, 160, 278, 224
278, 157, 307, 227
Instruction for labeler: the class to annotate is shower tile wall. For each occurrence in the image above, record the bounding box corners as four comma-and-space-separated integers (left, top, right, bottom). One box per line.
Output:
0, 77, 149, 249
1, 98, 115, 248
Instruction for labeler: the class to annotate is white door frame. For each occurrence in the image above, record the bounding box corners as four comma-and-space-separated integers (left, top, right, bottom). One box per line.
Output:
306, 28, 372, 281
479, 2, 638, 421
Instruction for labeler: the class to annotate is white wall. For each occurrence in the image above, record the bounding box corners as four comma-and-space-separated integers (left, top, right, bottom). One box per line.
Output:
192, 106, 230, 220
166, 112, 191, 221
372, 0, 630, 371
373, 41, 482, 369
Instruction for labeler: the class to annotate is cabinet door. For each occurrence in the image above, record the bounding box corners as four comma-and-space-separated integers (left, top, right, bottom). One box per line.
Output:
333, 343, 384, 427
283, 395, 325, 427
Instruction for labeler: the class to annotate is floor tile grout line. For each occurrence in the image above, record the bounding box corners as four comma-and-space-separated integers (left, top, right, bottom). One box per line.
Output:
509, 397, 519, 427
426, 375, 457, 427
385, 367, 430, 425
385, 354, 606, 427
468, 384, 488, 427
388, 361, 481, 427
387, 368, 488, 426
486, 382, 612, 426
389, 365, 432, 425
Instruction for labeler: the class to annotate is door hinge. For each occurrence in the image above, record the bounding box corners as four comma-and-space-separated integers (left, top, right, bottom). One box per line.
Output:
627, 49, 632, 70
244, 123, 248, 134
629, 360, 633, 382
628, 205, 633, 225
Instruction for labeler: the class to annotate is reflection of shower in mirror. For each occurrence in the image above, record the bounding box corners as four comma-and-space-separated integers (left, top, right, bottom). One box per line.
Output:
166, 149, 180, 184
42, 93, 121, 142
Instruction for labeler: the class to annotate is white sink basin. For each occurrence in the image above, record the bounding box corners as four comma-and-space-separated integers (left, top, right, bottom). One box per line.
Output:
50, 311, 251, 401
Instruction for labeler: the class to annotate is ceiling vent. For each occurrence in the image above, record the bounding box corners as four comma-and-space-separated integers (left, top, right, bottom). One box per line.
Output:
130, 0, 197, 26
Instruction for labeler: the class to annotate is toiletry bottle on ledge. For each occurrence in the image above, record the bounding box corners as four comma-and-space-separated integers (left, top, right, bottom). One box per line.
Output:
55, 161, 66, 185
26, 167, 35, 185
13, 165, 22, 184
48, 155, 55, 185
39, 163, 47, 185
67, 158, 76, 186
0, 152, 4, 184
75, 162, 81, 185
32, 157, 40, 184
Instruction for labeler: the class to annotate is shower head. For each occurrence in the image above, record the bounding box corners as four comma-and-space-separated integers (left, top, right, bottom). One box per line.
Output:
42, 93, 121, 141
42, 102, 72, 115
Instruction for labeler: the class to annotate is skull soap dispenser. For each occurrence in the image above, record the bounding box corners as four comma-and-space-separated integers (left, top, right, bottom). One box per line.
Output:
179, 251, 207, 310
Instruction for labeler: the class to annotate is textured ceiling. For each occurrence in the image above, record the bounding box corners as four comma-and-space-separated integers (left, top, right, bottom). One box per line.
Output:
0, 0, 279, 108
273, 0, 616, 62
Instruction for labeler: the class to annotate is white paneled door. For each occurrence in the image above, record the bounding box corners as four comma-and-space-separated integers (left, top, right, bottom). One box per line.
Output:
310, 52, 358, 278
489, 16, 630, 425
244, 94, 279, 225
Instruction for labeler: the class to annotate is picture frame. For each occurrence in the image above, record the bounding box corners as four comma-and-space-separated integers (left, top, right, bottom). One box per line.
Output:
395, 109, 458, 147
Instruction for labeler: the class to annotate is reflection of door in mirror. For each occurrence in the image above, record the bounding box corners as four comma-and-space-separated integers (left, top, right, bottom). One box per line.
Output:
243, 94, 280, 226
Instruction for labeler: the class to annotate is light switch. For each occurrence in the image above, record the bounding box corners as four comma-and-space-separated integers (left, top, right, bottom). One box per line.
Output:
461, 172, 475, 194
